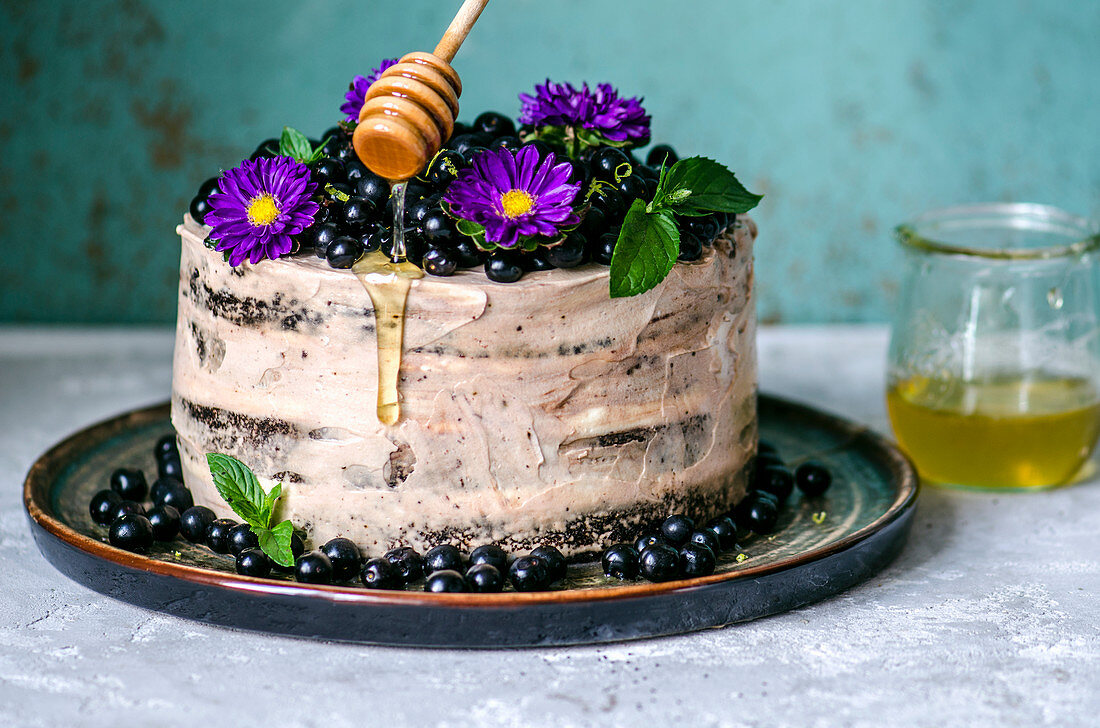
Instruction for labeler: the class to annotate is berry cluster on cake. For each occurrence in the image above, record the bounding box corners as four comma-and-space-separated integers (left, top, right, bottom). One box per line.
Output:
171, 59, 763, 571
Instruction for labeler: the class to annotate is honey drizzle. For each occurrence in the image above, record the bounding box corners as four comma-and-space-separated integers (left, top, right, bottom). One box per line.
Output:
351, 183, 423, 426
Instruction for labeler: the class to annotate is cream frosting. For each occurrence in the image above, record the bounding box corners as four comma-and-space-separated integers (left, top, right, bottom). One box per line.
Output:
171, 215, 758, 557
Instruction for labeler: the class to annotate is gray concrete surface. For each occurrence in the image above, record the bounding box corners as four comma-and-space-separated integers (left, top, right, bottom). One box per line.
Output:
1, 325, 1097, 727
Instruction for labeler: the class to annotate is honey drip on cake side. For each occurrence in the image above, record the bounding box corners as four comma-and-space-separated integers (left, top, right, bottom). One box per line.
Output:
352, 183, 423, 426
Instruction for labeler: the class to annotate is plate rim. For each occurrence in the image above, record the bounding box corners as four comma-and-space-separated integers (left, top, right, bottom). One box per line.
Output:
24, 394, 918, 608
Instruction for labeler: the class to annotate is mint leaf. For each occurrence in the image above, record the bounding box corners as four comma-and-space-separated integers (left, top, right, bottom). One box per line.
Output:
279, 126, 314, 163
255, 521, 295, 568
454, 218, 491, 249
652, 156, 762, 216
206, 453, 281, 530
609, 199, 680, 298
306, 136, 332, 164
261, 483, 282, 528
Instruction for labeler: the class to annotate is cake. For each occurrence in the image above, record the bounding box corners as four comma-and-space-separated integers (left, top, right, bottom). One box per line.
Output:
171, 68, 762, 561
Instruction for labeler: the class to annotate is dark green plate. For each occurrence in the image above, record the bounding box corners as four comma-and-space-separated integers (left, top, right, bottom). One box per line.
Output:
25, 394, 917, 647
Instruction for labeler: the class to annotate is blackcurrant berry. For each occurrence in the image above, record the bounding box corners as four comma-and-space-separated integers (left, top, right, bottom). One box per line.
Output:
189, 195, 212, 225
740, 496, 779, 534
490, 135, 523, 151
452, 239, 483, 268
340, 196, 377, 233
473, 111, 516, 138
206, 518, 239, 554
180, 506, 216, 543
509, 555, 550, 592
154, 481, 193, 513
196, 177, 221, 200
563, 158, 589, 187
617, 174, 647, 202
154, 433, 178, 459
236, 548, 272, 578
678, 230, 703, 261
461, 146, 490, 165
343, 159, 368, 185
109, 514, 154, 553
485, 254, 523, 283
589, 147, 631, 182
465, 563, 504, 593
589, 186, 625, 218
228, 523, 259, 557
530, 545, 567, 583
383, 546, 425, 583
522, 140, 553, 158
356, 173, 390, 210
326, 236, 363, 269
448, 132, 492, 156
109, 468, 148, 501
250, 138, 279, 160
689, 528, 720, 554
705, 515, 739, 551
546, 234, 586, 268
146, 505, 180, 542
321, 537, 362, 582
646, 144, 679, 168
424, 149, 466, 188
602, 544, 640, 580
660, 514, 695, 547
679, 542, 716, 577
592, 232, 617, 266
89, 489, 123, 526
295, 551, 333, 585
422, 247, 458, 277
756, 465, 795, 503
580, 207, 609, 239
157, 456, 183, 481
448, 120, 472, 140
311, 158, 345, 187
425, 569, 468, 593
361, 557, 402, 589
796, 462, 833, 497
405, 195, 440, 226
307, 222, 341, 258
424, 544, 464, 574
421, 210, 454, 244
468, 544, 509, 573
638, 543, 680, 582
113, 500, 146, 520
633, 531, 666, 554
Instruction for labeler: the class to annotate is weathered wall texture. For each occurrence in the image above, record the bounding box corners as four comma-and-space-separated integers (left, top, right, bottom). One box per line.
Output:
1, 0, 1097, 324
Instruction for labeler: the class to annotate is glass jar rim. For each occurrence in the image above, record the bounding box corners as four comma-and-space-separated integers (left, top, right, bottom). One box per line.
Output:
894, 203, 1100, 260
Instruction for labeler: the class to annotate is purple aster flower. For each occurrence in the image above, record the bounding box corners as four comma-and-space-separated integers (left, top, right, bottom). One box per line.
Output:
340, 58, 400, 122
444, 146, 581, 249
204, 156, 319, 266
519, 80, 651, 142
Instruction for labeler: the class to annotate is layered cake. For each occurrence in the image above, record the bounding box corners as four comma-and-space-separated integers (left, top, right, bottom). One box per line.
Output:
172, 66, 762, 560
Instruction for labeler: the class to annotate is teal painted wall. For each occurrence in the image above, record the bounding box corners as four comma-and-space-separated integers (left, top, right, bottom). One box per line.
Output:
1, 0, 1098, 324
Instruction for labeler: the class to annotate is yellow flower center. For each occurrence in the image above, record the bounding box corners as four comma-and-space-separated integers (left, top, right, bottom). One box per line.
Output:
246, 194, 280, 226
500, 189, 534, 218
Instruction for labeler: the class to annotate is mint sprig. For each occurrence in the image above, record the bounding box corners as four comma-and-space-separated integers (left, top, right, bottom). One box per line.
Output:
206, 453, 296, 568
608, 155, 761, 298
279, 126, 329, 165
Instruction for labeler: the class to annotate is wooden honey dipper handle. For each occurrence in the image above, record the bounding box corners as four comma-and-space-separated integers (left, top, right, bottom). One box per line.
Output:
434, 0, 490, 63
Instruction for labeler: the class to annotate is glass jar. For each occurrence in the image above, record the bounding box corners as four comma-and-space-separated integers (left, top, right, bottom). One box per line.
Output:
887, 203, 1100, 489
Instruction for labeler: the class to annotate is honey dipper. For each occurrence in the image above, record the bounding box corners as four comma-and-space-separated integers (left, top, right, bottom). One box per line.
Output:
353, 0, 490, 180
